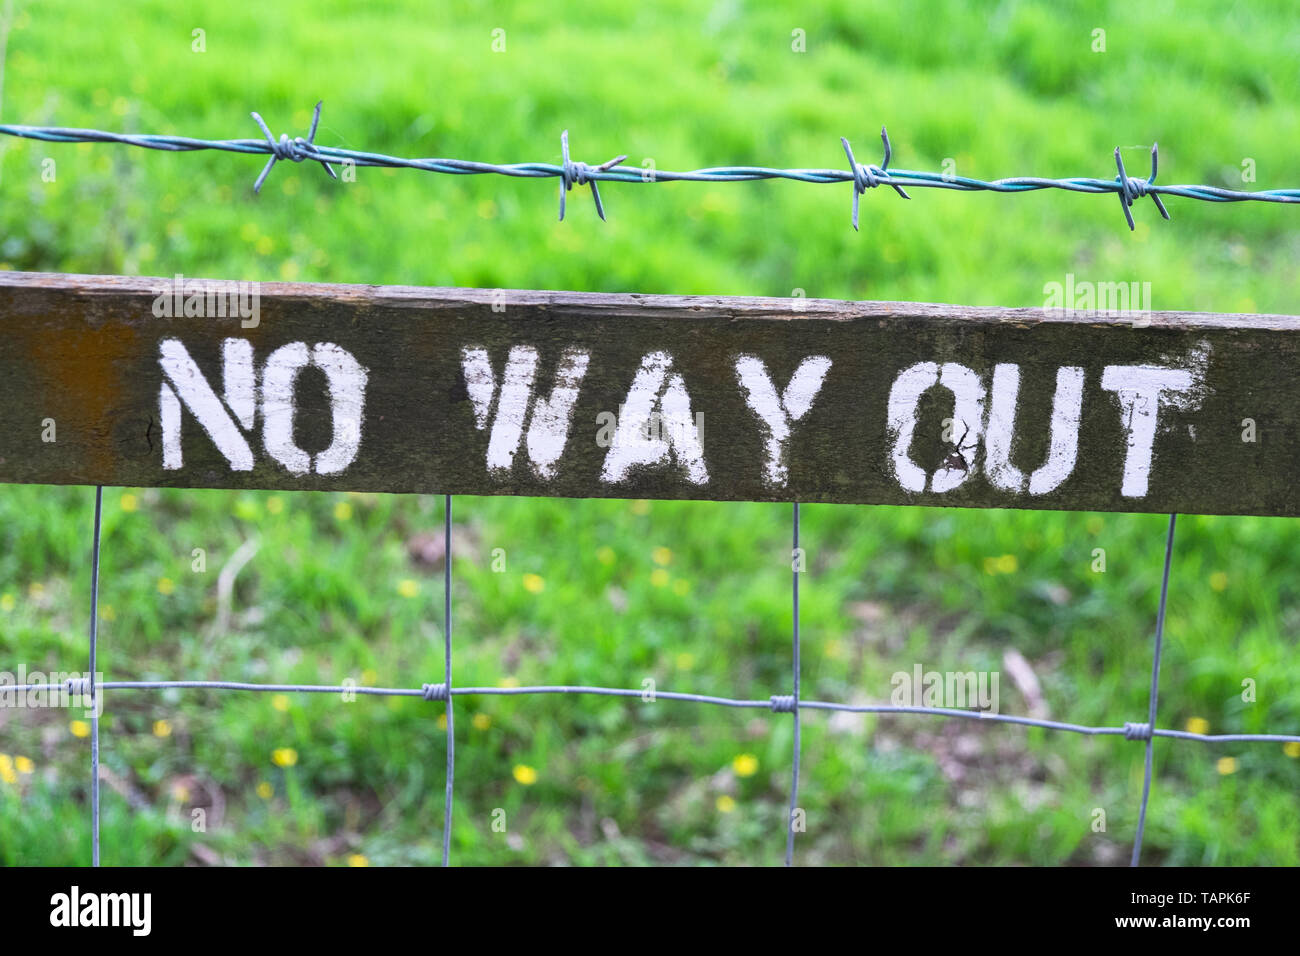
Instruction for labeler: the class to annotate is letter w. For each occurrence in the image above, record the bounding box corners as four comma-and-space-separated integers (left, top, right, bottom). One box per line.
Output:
461, 345, 589, 479
159, 338, 255, 471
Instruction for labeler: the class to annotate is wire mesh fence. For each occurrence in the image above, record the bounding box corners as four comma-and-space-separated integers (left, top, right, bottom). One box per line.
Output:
4, 487, 1299, 867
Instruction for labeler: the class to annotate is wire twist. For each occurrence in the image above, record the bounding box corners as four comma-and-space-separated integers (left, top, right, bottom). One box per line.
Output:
1124, 721, 1154, 741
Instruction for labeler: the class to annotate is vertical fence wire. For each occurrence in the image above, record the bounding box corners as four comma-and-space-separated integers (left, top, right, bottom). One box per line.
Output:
1130, 513, 1178, 867
442, 494, 454, 867
87, 485, 103, 867
785, 501, 802, 866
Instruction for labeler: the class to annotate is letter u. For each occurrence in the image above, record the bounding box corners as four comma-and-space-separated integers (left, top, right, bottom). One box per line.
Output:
983, 364, 1085, 495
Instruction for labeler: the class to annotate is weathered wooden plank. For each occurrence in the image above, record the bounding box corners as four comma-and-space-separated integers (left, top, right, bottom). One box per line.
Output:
0, 270, 1296, 516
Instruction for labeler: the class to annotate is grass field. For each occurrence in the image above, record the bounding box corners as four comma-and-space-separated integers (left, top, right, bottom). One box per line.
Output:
1, 0, 1298, 865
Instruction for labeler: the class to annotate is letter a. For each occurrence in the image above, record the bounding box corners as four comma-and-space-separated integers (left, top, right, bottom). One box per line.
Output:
601, 351, 708, 485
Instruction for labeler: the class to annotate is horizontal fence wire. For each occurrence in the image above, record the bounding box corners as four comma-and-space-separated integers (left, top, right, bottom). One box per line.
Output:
3, 103, 1300, 230
9, 679, 1300, 743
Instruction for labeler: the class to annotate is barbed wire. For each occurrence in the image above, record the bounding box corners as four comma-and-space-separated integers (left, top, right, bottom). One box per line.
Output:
2, 102, 1299, 230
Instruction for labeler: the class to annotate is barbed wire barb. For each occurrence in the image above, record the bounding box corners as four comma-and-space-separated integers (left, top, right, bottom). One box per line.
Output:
558, 129, 625, 221
842, 126, 910, 231
249, 100, 337, 194
1114, 142, 1170, 231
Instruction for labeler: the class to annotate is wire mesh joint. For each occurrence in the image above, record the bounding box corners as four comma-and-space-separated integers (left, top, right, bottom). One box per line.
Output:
422, 682, 449, 702
770, 694, 796, 713
1124, 721, 1154, 741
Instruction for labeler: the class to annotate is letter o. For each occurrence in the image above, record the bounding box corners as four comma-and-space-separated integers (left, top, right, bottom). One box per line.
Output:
262, 342, 368, 475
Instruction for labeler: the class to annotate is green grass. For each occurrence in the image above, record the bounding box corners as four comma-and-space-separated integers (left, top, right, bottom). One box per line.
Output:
1, 0, 1298, 865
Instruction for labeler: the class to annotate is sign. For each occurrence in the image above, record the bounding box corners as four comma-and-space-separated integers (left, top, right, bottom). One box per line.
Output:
1, 271, 1295, 516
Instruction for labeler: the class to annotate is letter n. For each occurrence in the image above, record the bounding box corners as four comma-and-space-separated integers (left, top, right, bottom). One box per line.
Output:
159, 338, 255, 470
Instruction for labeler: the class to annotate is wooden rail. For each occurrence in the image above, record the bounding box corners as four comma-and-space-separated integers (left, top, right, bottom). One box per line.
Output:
1, 271, 1295, 516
